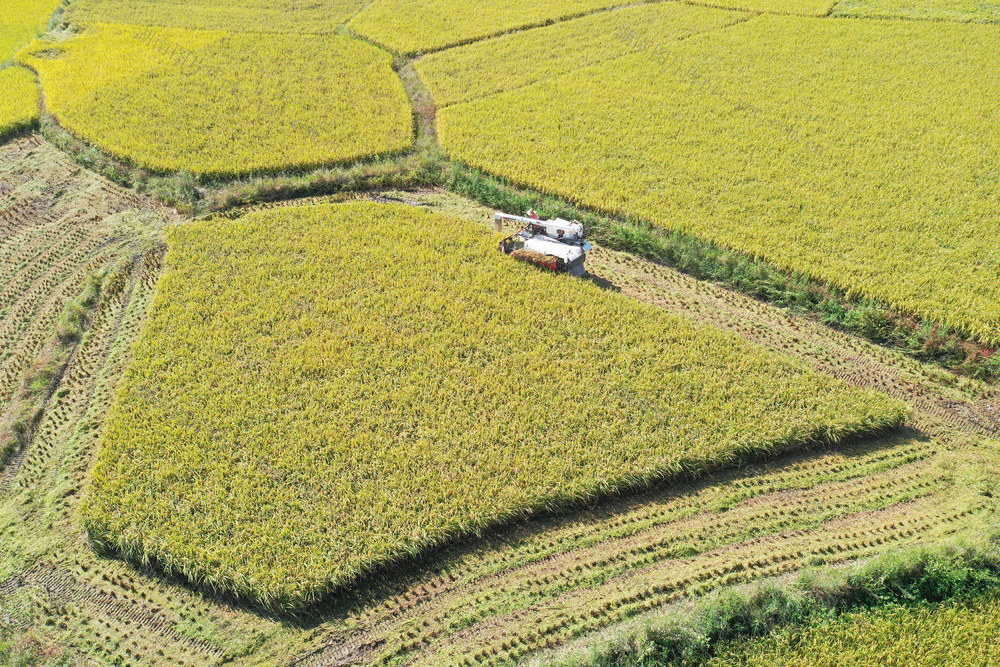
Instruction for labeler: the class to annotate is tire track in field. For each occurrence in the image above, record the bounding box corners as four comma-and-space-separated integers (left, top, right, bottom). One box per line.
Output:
1, 565, 226, 661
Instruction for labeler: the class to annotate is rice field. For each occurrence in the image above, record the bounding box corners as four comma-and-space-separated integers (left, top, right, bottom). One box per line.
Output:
0, 165, 994, 664
833, 0, 1000, 22
18, 24, 413, 175
0, 68, 38, 139
708, 595, 1000, 666
0, 0, 56, 136
415, 3, 748, 107
349, 0, 630, 55
432, 14, 1000, 346
0, 183, 993, 665
6, 0, 1000, 661
82, 201, 904, 611
684, 0, 835, 14
0, 0, 62, 61
66, 0, 368, 32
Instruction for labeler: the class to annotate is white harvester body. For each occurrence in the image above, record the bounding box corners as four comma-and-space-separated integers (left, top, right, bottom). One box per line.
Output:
495, 210, 592, 277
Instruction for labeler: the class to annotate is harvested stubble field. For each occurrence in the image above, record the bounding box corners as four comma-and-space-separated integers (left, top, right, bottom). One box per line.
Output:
83, 201, 902, 612
432, 13, 1000, 346
0, 136, 175, 463
0, 186, 996, 666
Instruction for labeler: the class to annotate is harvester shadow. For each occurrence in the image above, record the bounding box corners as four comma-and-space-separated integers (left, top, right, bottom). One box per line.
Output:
582, 272, 621, 292
95, 423, 927, 632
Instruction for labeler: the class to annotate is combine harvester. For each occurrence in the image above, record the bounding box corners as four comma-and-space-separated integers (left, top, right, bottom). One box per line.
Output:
495, 210, 593, 277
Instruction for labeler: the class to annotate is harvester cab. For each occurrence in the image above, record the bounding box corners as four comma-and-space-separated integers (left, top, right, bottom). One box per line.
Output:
495, 209, 593, 277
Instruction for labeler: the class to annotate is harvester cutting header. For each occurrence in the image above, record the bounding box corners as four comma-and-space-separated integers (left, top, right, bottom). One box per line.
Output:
495, 210, 593, 277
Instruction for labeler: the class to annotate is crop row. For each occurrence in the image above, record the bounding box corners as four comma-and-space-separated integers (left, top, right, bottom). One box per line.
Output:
365, 466, 946, 662
291, 433, 937, 664
430, 501, 984, 664
417, 496, 985, 665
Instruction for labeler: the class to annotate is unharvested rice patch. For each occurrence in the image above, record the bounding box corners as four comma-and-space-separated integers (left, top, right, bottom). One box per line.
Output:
19, 24, 413, 176
83, 201, 904, 612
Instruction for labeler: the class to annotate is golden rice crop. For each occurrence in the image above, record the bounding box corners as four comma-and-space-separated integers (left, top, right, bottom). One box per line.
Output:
435, 15, 1000, 346
82, 201, 906, 612
349, 0, 628, 55
67, 0, 368, 33
833, 0, 1000, 23
709, 595, 1000, 666
0, 67, 39, 138
1, 0, 61, 61
415, 2, 747, 107
18, 24, 412, 176
684, 0, 834, 15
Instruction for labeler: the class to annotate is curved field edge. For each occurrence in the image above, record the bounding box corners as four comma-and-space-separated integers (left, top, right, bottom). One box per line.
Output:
0, 0, 65, 63
431, 14, 1000, 347
552, 538, 1000, 667
16, 23, 414, 177
79, 201, 906, 613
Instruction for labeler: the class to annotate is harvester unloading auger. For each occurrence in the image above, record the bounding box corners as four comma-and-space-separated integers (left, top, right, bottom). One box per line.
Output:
495, 210, 593, 277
